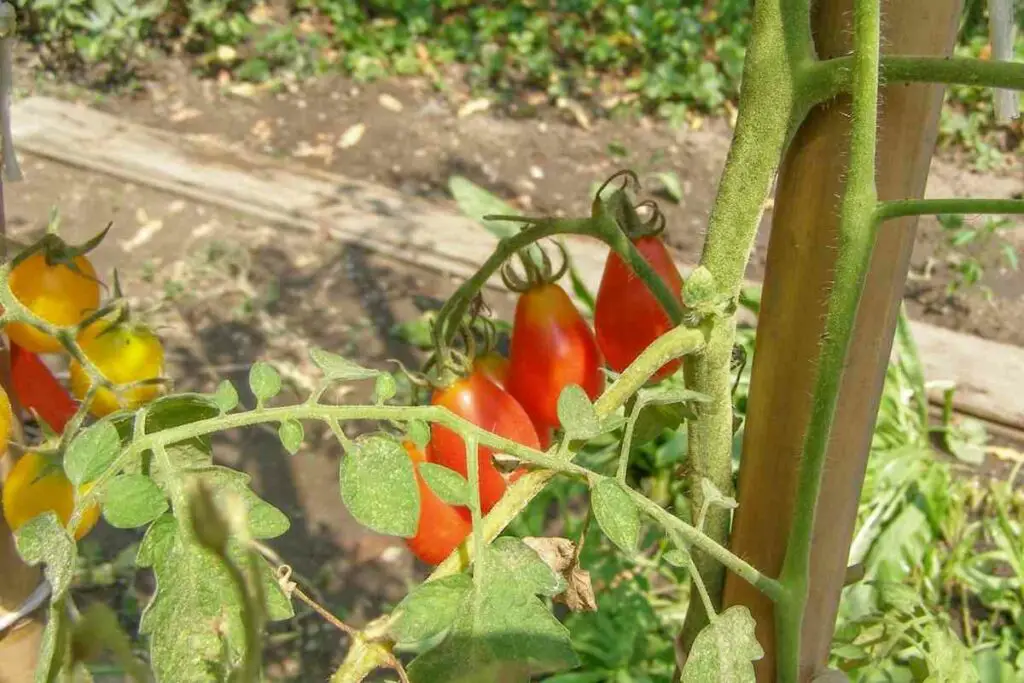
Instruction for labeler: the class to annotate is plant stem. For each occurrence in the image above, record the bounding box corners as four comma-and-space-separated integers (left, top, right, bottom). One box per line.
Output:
681, 0, 802, 650
819, 54, 1024, 96
466, 435, 484, 597
776, 0, 882, 680
876, 198, 1024, 221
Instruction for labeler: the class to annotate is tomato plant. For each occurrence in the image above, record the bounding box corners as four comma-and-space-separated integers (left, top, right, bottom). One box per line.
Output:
68, 318, 164, 417
5, 250, 100, 354
403, 441, 471, 565
472, 351, 509, 388
2, 451, 100, 540
595, 231, 684, 383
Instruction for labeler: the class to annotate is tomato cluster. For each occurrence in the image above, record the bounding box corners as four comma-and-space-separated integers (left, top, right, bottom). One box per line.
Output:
405, 231, 683, 566
1, 240, 167, 542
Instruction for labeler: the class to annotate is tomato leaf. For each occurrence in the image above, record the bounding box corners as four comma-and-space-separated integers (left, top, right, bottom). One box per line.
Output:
34, 602, 68, 683
407, 537, 577, 682
680, 606, 763, 682
212, 380, 239, 412
15, 512, 76, 601
407, 420, 431, 449
652, 171, 684, 204
136, 514, 293, 682
339, 435, 420, 538
64, 419, 121, 486
309, 347, 379, 382
448, 175, 519, 239
248, 362, 281, 404
391, 574, 474, 648
664, 547, 691, 568
278, 419, 304, 455
557, 385, 601, 441
101, 474, 168, 529
591, 478, 640, 553
374, 373, 398, 404
419, 463, 470, 506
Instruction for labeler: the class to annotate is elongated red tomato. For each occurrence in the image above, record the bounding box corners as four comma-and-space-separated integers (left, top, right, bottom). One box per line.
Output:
403, 442, 471, 565
428, 371, 539, 515
10, 343, 78, 433
473, 352, 509, 388
506, 283, 604, 433
594, 236, 684, 382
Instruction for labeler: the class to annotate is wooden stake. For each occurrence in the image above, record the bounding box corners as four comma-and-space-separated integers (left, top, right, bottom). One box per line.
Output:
722, 1, 964, 680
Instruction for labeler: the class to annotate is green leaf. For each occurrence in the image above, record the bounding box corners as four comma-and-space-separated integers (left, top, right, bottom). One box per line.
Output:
136, 514, 293, 682
407, 538, 577, 682
419, 463, 470, 506
374, 373, 398, 403
391, 574, 473, 648
188, 467, 291, 540
945, 416, 988, 466
653, 171, 684, 204
664, 547, 691, 568
448, 175, 519, 239
631, 403, 686, 447
407, 420, 431, 449
141, 393, 221, 435
278, 419, 304, 455
101, 474, 168, 528
15, 512, 76, 601
591, 478, 640, 553
248, 361, 281, 404
212, 380, 239, 412
339, 435, 420, 538
557, 385, 601, 440
64, 420, 120, 486
309, 347, 380, 382
566, 249, 596, 315
680, 606, 763, 683
35, 602, 69, 683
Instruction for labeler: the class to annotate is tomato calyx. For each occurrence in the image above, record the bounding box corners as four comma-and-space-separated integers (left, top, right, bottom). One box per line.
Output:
499, 239, 570, 294
10, 219, 112, 287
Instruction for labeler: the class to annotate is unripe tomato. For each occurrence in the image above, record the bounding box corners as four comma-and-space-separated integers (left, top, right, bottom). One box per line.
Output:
0, 384, 10, 449
506, 283, 604, 433
403, 442, 471, 565
594, 236, 684, 382
2, 452, 100, 540
10, 343, 78, 433
5, 252, 101, 354
473, 352, 510, 388
428, 371, 540, 515
68, 320, 164, 417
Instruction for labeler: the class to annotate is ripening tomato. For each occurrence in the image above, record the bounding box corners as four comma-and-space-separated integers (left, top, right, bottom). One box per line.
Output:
506, 283, 604, 433
5, 252, 101, 354
68, 320, 164, 418
2, 452, 101, 540
428, 370, 540, 515
0, 384, 10, 449
594, 235, 684, 382
10, 343, 78, 433
403, 441, 471, 565
473, 352, 510, 388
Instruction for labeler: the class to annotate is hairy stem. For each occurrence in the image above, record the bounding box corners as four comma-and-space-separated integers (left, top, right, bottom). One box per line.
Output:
681, 0, 803, 649
876, 198, 1024, 221
818, 54, 1024, 96
776, 0, 882, 680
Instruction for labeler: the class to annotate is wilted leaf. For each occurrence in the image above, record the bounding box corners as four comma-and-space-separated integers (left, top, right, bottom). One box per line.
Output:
340, 435, 420, 537
680, 607, 763, 682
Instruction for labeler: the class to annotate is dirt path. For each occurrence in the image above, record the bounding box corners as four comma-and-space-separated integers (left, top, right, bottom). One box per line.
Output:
42, 59, 1023, 347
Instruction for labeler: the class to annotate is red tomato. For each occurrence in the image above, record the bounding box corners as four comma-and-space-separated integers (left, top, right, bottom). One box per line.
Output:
403, 442, 471, 566
428, 371, 539, 515
473, 352, 509, 388
10, 343, 78, 433
594, 236, 684, 382
506, 283, 604, 433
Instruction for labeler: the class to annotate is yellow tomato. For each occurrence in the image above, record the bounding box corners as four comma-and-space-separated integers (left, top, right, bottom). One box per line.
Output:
5, 252, 101, 354
69, 320, 165, 418
2, 452, 100, 540
0, 385, 11, 449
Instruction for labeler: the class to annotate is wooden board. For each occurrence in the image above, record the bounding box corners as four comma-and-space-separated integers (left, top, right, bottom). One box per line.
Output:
11, 95, 1024, 433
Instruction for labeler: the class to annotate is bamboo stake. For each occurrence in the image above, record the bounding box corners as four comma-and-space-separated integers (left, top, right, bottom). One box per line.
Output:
721, 1, 963, 680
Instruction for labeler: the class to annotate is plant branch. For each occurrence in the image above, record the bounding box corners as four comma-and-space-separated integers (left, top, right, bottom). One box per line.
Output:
776, 0, 882, 680
876, 198, 1024, 221
820, 54, 1024, 96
